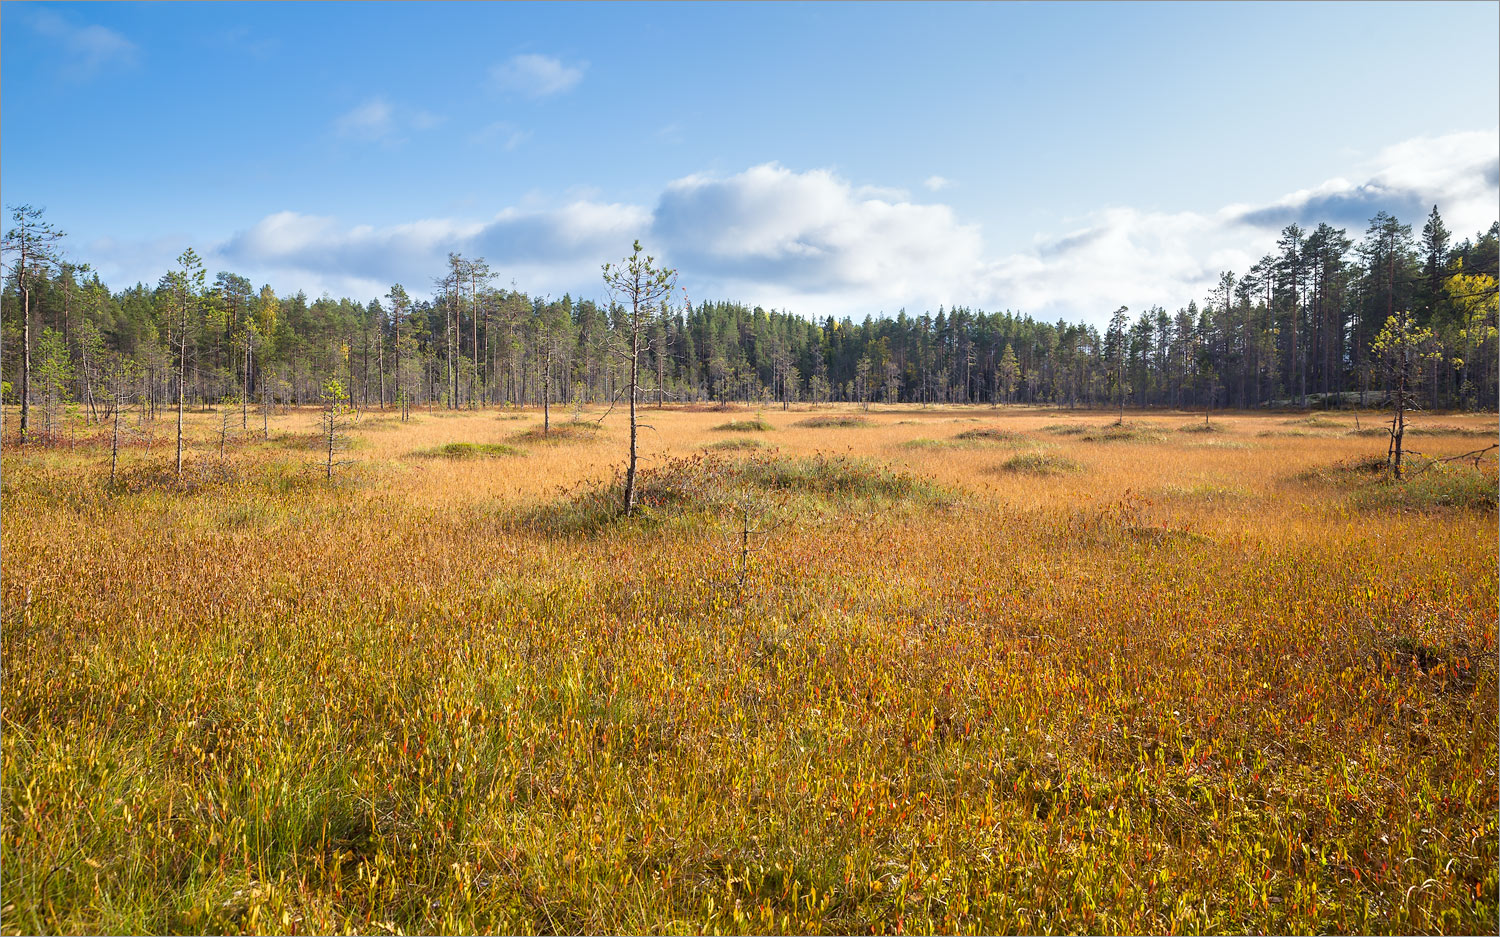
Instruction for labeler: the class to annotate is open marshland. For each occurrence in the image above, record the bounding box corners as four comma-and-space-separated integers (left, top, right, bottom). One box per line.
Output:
2, 404, 1496, 935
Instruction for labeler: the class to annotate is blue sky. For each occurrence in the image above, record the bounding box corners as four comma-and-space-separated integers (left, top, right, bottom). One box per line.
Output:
3, 1, 1497, 323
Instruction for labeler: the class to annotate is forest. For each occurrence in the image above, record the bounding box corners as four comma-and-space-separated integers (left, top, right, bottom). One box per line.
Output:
3, 205, 1497, 439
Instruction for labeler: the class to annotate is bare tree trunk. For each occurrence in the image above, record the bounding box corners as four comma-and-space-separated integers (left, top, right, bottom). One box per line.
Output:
110, 392, 121, 485
176, 331, 186, 476
1392, 357, 1407, 480
20, 286, 31, 441
623, 325, 640, 515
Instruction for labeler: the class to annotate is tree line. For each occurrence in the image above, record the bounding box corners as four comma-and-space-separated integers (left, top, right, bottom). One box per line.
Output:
2, 204, 1496, 444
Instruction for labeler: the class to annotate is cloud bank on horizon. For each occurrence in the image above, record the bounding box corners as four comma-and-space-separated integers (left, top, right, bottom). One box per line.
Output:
97, 128, 1498, 325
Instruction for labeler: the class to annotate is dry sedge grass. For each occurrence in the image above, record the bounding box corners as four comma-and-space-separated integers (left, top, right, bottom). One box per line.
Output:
2, 403, 1496, 935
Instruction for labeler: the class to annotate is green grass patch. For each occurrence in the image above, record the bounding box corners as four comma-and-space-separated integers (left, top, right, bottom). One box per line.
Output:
712, 417, 774, 432
1082, 422, 1164, 443
1349, 464, 1497, 512
996, 452, 1083, 475
1297, 454, 1497, 511
954, 427, 1025, 443
414, 442, 525, 459
704, 437, 767, 451
1041, 423, 1088, 435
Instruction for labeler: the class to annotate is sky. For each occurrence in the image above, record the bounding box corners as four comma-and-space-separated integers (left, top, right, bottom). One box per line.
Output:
3, 1, 1498, 325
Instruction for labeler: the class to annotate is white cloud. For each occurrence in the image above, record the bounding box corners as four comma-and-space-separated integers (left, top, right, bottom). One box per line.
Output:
96, 130, 1500, 321
651, 163, 984, 313
491, 53, 586, 98
1230, 129, 1499, 237
27, 9, 137, 80
333, 97, 446, 144
923, 175, 953, 192
334, 98, 395, 140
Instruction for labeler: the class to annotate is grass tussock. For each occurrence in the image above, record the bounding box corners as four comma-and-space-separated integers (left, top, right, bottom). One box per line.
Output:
512, 420, 603, 443
954, 427, 1025, 443
520, 453, 949, 535
413, 442, 525, 459
1177, 420, 1229, 434
1040, 422, 1088, 435
1349, 463, 1498, 512
996, 451, 1083, 475
712, 417, 774, 432
1299, 454, 1497, 512
704, 437, 767, 451
795, 415, 872, 429
1282, 414, 1349, 428
1081, 422, 1164, 443
900, 437, 969, 450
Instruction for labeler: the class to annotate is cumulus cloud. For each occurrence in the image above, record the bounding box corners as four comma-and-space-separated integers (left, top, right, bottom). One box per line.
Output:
923, 175, 953, 192
99, 129, 1498, 322
651, 163, 984, 312
212, 201, 646, 301
1230, 130, 1499, 236
27, 9, 137, 80
491, 53, 586, 98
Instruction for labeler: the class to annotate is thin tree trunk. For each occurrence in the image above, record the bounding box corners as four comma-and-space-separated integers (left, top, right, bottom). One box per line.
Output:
176, 324, 186, 476
623, 324, 640, 514
110, 392, 121, 485
20, 286, 31, 441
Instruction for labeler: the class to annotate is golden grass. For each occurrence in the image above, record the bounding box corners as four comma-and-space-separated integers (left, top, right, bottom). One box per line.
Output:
2, 403, 1496, 934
